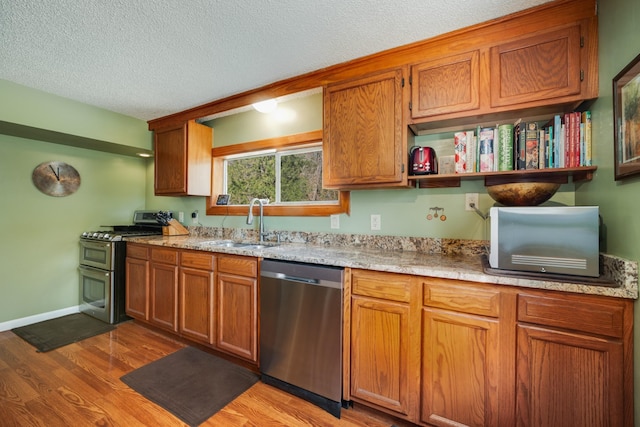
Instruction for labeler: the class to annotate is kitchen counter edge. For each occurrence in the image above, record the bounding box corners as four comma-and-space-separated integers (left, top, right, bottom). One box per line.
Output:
126, 235, 638, 300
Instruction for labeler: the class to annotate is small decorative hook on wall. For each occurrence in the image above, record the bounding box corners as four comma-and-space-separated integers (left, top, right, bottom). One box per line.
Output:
426, 207, 447, 221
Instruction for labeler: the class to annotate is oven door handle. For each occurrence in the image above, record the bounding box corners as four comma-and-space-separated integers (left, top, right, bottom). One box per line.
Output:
80, 240, 111, 250
79, 265, 111, 277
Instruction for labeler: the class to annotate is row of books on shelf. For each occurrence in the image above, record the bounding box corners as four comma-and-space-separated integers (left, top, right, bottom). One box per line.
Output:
453, 111, 592, 174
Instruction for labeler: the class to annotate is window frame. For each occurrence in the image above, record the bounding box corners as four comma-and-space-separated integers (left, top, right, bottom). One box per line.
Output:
206, 130, 350, 217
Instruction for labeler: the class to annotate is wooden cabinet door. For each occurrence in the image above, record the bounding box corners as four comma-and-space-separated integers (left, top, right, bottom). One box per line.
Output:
149, 262, 179, 332
125, 257, 149, 320
323, 68, 406, 188
411, 50, 480, 119
154, 120, 212, 196
350, 295, 411, 415
216, 273, 257, 362
154, 124, 187, 195
490, 24, 582, 108
179, 267, 214, 344
516, 324, 624, 427
422, 308, 501, 427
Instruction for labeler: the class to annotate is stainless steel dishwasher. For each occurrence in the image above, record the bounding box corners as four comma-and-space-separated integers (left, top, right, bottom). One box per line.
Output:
259, 259, 344, 418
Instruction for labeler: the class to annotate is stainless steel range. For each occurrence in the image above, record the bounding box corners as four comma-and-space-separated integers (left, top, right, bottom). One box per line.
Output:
79, 210, 169, 324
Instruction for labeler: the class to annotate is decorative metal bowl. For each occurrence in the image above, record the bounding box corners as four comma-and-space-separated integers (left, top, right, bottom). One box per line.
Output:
486, 182, 561, 206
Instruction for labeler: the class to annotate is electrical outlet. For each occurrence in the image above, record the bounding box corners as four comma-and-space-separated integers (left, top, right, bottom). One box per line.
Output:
178, 212, 184, 223
465, 193, 479, 211
370, 214, 381, 230
330, 215, 340, 229
191, 210, 199, 224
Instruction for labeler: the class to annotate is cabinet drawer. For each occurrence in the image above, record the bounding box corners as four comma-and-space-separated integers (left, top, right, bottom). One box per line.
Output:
127, 243, 149, 260
423, 278, 501, 318
517, 293, 626, 338
217, 255, 257, 277
181, 250, 215, 270
352, 269, 412, 303
151, 247, 178, 265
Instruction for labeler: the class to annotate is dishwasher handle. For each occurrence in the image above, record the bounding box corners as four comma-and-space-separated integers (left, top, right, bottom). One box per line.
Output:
261, 270, 342, 289
263, 271, 318, 284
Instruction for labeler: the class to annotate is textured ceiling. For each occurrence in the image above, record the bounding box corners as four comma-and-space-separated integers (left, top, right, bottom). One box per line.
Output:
1, 0, 549, 122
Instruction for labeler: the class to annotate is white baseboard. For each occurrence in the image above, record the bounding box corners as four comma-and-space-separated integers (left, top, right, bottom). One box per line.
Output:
0, 306, 81, 332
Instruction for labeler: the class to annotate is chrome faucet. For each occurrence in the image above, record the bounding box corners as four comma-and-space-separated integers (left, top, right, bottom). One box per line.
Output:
247, 198, 266, 242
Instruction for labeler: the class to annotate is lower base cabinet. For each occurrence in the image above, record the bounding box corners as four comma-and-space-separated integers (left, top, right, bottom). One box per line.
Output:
216, 254, 258, 363
125, 244, 258, 365
179, 250, 215, 344
349, 269, 421, 420
149, 252, 179, 332
422, 279, 513, 427
346, 270, 633, 427
351, 296, 413, 414
516, 325, 624, 427
422, 309, 502, 426
125, 243, 150, 320
515, 292, 631, 427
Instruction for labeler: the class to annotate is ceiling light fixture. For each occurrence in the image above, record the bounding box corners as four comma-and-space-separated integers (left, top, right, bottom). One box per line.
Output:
252, 99, 278, 113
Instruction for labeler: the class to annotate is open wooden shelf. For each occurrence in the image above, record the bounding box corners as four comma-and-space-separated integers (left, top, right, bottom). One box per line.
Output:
409, 166, 597, 188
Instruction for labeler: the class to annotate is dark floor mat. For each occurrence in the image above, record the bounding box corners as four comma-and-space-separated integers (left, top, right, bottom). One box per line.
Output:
121, 346, 259, 427
12, 313, 115, 352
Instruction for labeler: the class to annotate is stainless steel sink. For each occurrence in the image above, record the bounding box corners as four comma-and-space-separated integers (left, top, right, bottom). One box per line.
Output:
199, 240, 279, 249
246, 243, 280, 249
216, 241, 253, 248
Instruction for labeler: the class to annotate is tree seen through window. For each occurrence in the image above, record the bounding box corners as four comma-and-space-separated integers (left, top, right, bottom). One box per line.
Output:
225, 147, 337, 205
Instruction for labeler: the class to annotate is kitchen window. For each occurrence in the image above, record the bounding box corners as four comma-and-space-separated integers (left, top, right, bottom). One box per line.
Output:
226, 147, 338, 205
206, 130, 350, 216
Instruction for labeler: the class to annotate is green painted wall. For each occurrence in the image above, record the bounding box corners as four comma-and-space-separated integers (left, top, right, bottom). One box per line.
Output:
579, 0, 640, 257
575, 0, 640, 416
0, 79, 152, 150
0, 83, 150, 324
208, 92, 324, 146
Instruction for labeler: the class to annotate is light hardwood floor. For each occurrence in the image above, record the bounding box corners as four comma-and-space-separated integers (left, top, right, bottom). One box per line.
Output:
0, 320, 413, 426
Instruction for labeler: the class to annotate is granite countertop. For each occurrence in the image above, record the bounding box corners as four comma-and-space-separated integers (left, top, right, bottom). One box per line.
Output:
127, 233, 638, 300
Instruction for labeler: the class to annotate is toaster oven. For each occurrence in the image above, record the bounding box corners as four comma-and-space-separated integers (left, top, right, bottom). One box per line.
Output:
489, 206, 600, 277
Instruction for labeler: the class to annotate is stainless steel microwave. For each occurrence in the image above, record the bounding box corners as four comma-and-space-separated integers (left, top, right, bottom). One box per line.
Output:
489, 206, 600, 277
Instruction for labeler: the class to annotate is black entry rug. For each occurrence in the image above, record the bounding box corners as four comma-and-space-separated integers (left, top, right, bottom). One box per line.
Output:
120, 346, 259, 427
11, 313, 115, 352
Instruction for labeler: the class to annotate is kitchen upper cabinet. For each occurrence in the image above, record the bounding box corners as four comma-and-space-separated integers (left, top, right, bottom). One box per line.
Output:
515, 292, 633, 427
179, 250, 215, 345
216, 254, 258, 362
323, 68, 409, 189
125, 243, 150, 320
412, 23, 589, 121
154, 119, 212, 196
349, 269, 420, 419
422, 279, 514, 427
490, 24, 583, 108
410, 50, 480, 119
149, 247, 179, 333
409, 9, 598, 135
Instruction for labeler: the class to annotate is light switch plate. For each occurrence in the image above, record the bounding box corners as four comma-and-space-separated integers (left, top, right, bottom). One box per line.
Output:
371, 214, 381, 230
